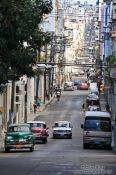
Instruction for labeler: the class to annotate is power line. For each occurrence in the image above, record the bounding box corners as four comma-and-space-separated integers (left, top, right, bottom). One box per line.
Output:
37, 62, 116, 68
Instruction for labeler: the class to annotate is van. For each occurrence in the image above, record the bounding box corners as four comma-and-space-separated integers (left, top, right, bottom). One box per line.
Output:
81, 111, 112, 149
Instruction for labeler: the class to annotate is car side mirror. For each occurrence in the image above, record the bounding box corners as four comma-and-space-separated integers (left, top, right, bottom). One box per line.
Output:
81, 124, 83, 129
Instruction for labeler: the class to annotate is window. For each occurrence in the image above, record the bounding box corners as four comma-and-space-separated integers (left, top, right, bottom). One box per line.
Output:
84, 117, 111, 132
9, 126, 30, 132
30, 123, 46, 129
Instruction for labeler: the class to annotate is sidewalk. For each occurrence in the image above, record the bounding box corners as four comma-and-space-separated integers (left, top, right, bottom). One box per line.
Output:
100, 93, 114, 149
0, 96, 55, 150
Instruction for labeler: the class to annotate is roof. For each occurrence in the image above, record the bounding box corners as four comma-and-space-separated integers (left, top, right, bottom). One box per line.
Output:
27, 121, 45, 124
9, 123, 30, 127
54, 121, 70, 124
85, 111, 111, 118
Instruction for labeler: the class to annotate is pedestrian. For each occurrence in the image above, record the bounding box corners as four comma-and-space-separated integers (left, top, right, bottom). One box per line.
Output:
106, 103, 110, 112
36, 97, 41, 110
33, 100, 37, 113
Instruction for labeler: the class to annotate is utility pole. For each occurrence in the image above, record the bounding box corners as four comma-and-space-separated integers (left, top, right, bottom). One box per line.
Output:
49, 33, 55, 97
44, 44, 47, 104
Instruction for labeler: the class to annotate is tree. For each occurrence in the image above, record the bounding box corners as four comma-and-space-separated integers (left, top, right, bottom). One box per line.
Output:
0, 0, 53, 124
0, 0, 52, 83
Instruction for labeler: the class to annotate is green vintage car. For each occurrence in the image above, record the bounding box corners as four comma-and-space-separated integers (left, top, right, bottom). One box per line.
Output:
4, 123, 35, 153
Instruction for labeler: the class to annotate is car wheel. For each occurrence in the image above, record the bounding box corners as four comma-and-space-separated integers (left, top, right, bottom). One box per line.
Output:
106, 145, 112, 150
5, 147, 10, 153
30, 145, 34, 152
83, 143, 89, 149
69, 136, 72, 139
43, 138, 47, 144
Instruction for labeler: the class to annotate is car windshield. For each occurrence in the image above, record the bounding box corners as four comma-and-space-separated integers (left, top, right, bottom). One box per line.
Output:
29, 123, 46, 129
54, 123, 68, 128
8, 126, 30, 132
84, 117, 111, 132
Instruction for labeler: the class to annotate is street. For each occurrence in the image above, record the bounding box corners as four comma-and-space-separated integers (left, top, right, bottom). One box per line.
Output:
0, 87, 116, 175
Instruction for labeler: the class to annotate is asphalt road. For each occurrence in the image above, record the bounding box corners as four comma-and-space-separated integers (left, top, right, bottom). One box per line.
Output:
0, 84, 116, 175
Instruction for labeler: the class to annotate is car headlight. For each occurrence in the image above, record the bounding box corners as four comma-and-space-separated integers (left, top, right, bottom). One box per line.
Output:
6, 136, 13, 140
6, 136, 13, 141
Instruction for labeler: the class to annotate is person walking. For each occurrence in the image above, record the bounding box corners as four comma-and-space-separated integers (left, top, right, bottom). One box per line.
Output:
36, 97, 41, 111
33, 100, 37, 113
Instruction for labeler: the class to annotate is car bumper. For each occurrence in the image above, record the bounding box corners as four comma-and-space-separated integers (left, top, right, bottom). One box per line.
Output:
53, 133, 72, 138
35, 135, 47, 141
5, 144, 33, 149
80, 87, 88, 90
84, 139, 112, 146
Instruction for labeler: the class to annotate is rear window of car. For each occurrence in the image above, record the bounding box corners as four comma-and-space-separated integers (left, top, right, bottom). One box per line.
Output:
29, 123, 46, 129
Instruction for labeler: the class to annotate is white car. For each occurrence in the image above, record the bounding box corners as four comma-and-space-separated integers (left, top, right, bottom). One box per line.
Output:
52, 121, 72, 139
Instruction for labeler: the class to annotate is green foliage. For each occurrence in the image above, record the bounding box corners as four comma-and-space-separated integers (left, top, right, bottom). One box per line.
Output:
0, 0, 52, 83
106, 55, 116, 64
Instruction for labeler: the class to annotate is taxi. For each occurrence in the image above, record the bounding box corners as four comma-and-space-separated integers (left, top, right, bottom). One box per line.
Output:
4, 124, 35, 152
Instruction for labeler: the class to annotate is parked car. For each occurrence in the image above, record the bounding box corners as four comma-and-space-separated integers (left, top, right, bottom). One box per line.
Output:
52, 121, 72, 139
4, 124, 35, 152
88, 88, 99, 97
80, 82, 89, 90
27, 121, 49, 143
64, 81, 74, 91
86, 93, 100, 106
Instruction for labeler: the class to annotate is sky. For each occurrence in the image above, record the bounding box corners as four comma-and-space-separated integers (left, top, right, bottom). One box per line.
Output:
73, 0, 97, 5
